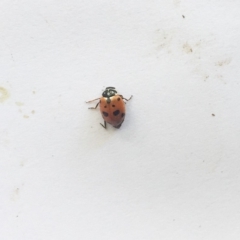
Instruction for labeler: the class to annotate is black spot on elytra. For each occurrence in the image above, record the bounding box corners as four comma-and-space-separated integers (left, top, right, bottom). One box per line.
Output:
115, 119, 124, 129
121, 113, 125, 118
104, 106, 107, 108
112, 105, 115, 107
100, 100, 101, 103
117, 97, 120, 101
113, 110, 120, 116
102, 112, 108, 117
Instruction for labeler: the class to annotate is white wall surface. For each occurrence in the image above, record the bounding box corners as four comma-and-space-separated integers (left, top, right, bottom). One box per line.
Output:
1, 1, 240, 239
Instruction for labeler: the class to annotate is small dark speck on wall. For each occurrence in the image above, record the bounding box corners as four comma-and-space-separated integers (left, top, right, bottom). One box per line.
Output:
182, 15, 185, 18
212, 114, 215, 117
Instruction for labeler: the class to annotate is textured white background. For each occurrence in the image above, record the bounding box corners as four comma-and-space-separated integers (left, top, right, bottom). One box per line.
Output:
1, 0, 240, 239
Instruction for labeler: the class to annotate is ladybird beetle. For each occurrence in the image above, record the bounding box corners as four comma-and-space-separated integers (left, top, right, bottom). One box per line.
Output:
86, 87, 132, 129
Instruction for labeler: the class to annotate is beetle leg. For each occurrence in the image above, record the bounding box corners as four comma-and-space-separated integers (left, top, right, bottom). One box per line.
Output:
85, 98, 101, 103
120, 95, 133, 101
88, 101, 100, 109
100, 121, 106, 129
